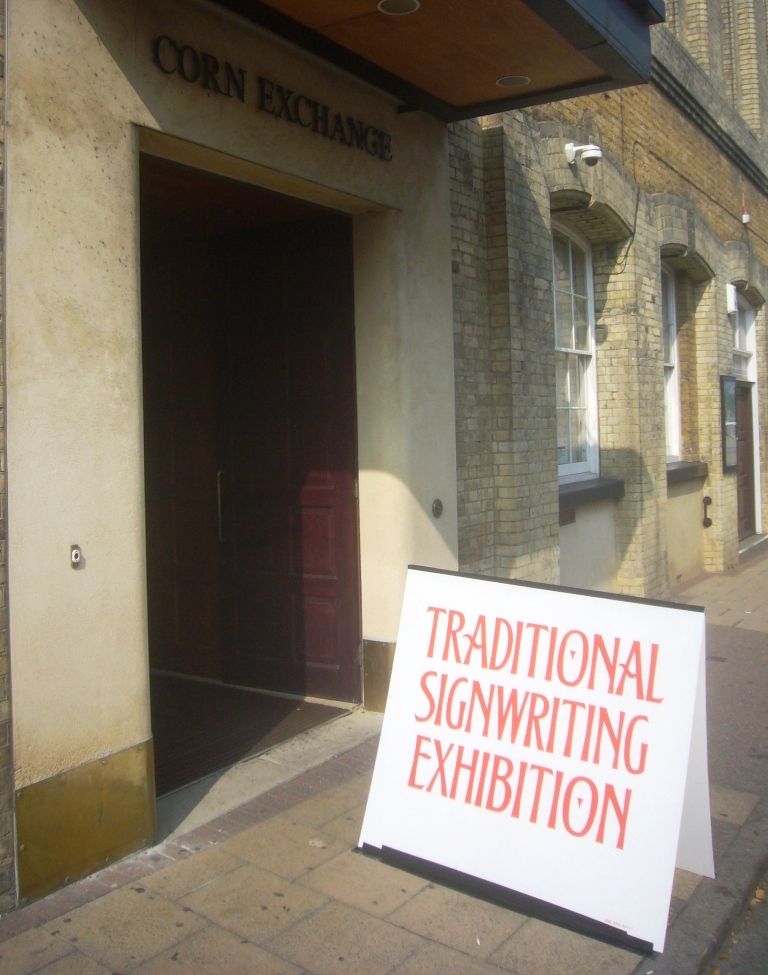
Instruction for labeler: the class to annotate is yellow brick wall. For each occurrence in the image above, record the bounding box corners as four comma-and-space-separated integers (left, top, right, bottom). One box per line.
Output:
451, 16, 768, 596
532, 84, 768, 255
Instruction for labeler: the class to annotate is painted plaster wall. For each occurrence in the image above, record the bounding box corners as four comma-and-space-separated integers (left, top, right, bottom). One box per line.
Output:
0, 0, 13, 915
559, 502, 619, 593
7, 0, 457, 786
666, 482, 706, 587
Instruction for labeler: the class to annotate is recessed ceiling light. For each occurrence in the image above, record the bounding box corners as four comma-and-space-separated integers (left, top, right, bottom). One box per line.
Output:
377, 0, 421, 14
496, 75, 532, 88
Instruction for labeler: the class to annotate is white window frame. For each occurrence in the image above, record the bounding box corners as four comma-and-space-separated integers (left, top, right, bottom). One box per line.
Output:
552, 225, 599, 479
730, 289, 754, 380
661, 266, 681, 461
728, 288, 762, 535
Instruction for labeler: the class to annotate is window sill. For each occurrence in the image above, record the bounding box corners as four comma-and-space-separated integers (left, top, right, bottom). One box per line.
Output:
558, 476, 625, 525
666, 460, 708, 485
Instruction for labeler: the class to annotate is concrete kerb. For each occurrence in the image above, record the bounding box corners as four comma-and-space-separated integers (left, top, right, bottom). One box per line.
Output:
632, 785, 768, 974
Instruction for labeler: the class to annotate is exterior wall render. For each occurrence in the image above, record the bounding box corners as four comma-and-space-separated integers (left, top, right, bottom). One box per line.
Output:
6, 0, 458, 902
8, 0, 456, 784
666, 479, 706, 581
0, 2, 13, 915
559, 501, 618, 590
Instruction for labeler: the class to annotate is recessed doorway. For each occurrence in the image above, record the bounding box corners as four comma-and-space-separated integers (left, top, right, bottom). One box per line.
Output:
139, 154, 362, 795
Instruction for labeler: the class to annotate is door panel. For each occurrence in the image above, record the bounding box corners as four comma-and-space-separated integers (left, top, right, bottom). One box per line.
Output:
220, 216, 361, 700
142, 182, 361, 701
735, 383, 756, 541
142, 238, 224, 680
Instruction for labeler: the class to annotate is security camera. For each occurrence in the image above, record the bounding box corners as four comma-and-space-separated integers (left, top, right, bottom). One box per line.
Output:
565, 142, 603, 167
579, 146, 602, 166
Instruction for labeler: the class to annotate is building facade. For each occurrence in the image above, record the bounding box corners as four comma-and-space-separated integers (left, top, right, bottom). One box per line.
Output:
0, 0, 659, 911
1, 0, 764, 915
452, 4, 768, 599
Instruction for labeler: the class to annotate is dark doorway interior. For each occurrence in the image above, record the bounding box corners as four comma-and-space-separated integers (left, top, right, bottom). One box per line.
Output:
140, 155, 361, 794
150, 674, 346, 796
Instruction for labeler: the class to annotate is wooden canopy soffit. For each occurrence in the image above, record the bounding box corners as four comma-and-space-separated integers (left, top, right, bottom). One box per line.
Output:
210, 0, 665, 121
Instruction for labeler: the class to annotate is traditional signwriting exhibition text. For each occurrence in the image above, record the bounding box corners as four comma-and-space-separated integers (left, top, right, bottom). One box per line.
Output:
407, 605, 668, 850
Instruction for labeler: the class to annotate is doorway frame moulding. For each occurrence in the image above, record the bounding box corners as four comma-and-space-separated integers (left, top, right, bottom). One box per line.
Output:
137, 128, 390, 217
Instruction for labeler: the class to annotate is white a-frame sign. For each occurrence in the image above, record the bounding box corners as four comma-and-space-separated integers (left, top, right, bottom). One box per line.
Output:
359, 567, 714, 952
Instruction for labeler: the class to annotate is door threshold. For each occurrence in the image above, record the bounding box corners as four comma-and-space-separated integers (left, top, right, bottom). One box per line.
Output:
738, 533, 767, 560
155, 707, 382, 842
149, 667, 358, 711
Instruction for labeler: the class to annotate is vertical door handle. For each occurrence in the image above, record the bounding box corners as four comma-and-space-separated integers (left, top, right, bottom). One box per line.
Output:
217, 469, 225, 542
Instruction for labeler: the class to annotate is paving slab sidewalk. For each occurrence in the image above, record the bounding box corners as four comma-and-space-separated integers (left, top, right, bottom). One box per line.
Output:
1, 550, 767, 974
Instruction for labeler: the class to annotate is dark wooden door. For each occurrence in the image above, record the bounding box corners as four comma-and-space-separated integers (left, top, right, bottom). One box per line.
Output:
219, 216, 361, 701
142, 238, 224, 680
735, 382, 756, 541
143, 204, 361, 701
